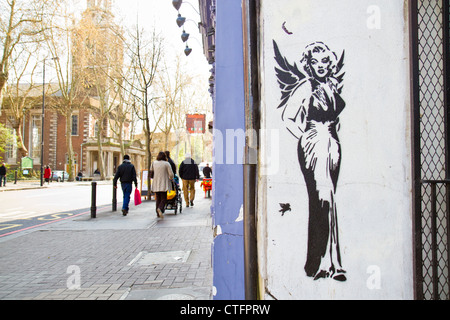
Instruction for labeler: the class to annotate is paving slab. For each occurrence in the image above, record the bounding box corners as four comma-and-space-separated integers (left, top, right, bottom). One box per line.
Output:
0, 185, 213, 300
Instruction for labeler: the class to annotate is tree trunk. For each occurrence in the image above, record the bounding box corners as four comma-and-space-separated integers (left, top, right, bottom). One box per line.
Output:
12, 122, 28, 158
144, 120, 152, 199
0, 72, 7, 111
96, 123, 106, 180
118, 121, 125, 158
65, 111, 75, 181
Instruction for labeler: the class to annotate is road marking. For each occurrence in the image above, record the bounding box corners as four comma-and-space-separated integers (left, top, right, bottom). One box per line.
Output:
0, 212, 86, 238
0, 206, 110, 238
0, 213, 38, 223
0, 211, 40, 223
0, 224, 22, 232
37, 213, 74, 221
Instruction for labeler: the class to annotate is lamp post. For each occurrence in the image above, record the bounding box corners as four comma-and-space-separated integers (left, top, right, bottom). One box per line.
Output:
41, 57, 58, 187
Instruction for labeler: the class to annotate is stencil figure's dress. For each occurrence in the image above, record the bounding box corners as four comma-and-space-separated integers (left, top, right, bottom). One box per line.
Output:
274, 39, 347, 281
287, 77, 346, 280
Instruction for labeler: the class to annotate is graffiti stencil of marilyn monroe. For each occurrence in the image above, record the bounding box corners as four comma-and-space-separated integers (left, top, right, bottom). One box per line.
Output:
273, 40, 347, 281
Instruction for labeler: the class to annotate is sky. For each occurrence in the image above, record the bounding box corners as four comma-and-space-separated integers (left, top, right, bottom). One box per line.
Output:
42, 0, 211, 102
112, 0, 212, 127
73, 0, 213, 133
6, 0, 212, 83
112, 0, 211, 82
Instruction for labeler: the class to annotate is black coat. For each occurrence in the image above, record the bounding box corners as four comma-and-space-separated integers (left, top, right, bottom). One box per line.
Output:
113, 161, 137, 186
203, 166, 212, 178
179, 158, 199, 180
167, 157, 177, 175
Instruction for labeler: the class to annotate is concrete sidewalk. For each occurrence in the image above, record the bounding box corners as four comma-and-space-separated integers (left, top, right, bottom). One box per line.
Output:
0, 185, 213, 300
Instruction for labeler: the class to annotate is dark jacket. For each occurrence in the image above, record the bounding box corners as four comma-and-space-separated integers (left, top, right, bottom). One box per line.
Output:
203, 166, 212, 178
0, 165, 6, 176
167, 157, 177, 175
113, 160, 137, 186
179, 158, 199, 180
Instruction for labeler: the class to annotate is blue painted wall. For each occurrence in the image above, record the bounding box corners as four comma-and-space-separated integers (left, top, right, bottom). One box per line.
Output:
211, 0, 245, 300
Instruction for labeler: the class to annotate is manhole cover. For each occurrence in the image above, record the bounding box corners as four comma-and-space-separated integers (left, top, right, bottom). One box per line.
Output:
129, 251, 191, 266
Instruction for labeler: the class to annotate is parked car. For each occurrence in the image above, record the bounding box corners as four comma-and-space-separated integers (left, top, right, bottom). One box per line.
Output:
52, 170, 69, 182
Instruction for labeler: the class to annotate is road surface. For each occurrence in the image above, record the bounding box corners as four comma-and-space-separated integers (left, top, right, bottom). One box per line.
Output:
0, 182, 123, 237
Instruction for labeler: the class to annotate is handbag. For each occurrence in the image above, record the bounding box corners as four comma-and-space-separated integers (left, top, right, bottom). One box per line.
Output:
150, 163, 154, 179
134, 189, 142, 206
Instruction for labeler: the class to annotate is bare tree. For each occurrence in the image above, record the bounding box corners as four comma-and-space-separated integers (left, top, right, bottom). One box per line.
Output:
3, 42, 43, 158
72, 4, 124, 180
0, 122, 14, 163
44, 0, 89, 181
0, 0, 57, 112
124, 25, 164, 192
107, 60, 136, 158
155, 55, 193, 150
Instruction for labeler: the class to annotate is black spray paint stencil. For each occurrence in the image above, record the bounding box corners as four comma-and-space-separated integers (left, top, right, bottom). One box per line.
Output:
273, 40, 347, 282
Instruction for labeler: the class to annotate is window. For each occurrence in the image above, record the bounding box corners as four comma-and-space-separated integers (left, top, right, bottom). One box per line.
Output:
94, 121, 99, 138
65, 153, 78, 165
5, 117, 17, 160
30, 115, 41, 159
72, 115, 79, 136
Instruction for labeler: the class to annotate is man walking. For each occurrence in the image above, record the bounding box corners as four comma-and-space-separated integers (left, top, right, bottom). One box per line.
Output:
113, 155, 138, 216
179, 153, 199, 207
0, 163, 6, 187
203, 163, 212, 178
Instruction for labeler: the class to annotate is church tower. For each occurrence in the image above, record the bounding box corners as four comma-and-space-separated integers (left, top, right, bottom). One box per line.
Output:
72, 0, 123, 97
87, 0, 113, 11
84, 0, 115, 24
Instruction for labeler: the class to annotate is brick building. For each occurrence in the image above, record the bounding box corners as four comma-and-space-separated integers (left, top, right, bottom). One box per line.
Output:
0, 0, 145, 179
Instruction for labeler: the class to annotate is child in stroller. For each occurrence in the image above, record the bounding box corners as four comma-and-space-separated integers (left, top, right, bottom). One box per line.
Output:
164, 175, 182, 214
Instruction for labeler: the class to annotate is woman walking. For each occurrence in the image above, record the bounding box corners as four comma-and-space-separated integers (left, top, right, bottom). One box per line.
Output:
44, 166, 52, 184
151, 152, 174, 218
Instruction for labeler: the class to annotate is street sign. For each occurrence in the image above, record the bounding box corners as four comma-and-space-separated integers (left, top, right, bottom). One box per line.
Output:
21, 157, 33, 169
186, 114, 206, 134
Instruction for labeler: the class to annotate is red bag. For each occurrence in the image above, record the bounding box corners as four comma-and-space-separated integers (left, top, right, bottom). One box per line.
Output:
134, 189, 142, 206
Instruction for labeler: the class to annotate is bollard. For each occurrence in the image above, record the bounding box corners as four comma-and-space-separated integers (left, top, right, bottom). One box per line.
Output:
14, 170, 17, 184
91, 182, 97, 218
112, 186, 117, 212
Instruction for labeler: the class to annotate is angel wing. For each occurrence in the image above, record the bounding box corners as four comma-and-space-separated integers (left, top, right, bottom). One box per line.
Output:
333, 50, 345, 94
273, 40, 307, 110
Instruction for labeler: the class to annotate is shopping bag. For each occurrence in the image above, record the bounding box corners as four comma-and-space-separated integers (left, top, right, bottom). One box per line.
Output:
134, 189, 142, 206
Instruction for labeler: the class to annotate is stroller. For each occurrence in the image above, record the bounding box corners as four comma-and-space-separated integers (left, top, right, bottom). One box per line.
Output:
164, 175, 182, 215
200, 178, 212, 198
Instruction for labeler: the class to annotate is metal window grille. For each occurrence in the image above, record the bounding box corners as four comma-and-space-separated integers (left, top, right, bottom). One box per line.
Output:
413, 0, 450, 300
